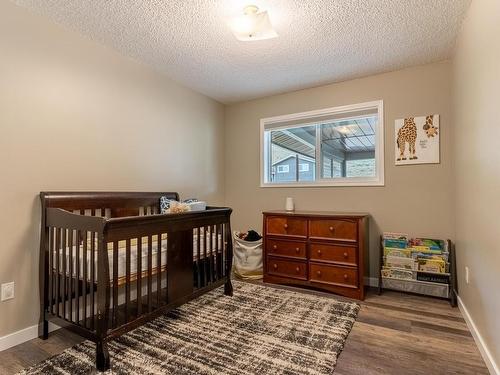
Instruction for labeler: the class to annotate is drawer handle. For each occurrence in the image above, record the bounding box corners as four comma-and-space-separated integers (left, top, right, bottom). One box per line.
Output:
343, 274, 348, 280
317, 250, 322, 255
343, 252, 348, 258
329, 226, 334, 231
273, 245, 277, 250
295, 266, 300, 273
273, 264, 278, 270
316, 270, 322, 277
295, 247, 300, 253
284, 223, 289, 229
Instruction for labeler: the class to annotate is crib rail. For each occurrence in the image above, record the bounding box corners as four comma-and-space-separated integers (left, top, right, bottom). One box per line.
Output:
40, 191, 178, 218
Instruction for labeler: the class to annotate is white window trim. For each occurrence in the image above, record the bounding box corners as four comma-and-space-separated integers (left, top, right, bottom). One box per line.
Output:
260, 100, 385, 188
299, 163, 309, 172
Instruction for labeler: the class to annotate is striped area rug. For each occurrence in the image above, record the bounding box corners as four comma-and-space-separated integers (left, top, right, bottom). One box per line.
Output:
20, 281, 359, 375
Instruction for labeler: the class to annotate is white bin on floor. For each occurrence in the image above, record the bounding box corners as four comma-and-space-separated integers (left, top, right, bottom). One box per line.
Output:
233, 232, 263, 280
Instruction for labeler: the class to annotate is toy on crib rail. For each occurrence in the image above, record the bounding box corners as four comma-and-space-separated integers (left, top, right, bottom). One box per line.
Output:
160, 196, 207, 213
168, 201, 191, 213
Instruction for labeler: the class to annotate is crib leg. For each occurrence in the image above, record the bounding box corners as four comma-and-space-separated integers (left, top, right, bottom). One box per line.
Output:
42, 319, 49, 340
224, 278, 233, 297
40, 319, 49, 340
96, 340, 110, 372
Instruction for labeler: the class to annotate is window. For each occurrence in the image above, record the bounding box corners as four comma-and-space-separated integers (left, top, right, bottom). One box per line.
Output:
299, 163, 309, 172
277, 165, 289, 173
261, 100, 384, 187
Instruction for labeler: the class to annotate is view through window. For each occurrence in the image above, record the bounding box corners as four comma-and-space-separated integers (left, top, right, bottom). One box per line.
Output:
261, 101, 384, 186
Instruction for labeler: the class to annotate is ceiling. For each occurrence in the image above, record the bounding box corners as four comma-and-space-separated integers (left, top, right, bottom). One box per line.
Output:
12, 0, 471, 104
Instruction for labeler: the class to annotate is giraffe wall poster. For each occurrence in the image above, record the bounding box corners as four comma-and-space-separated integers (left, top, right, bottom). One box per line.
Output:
395, 114, 440, 165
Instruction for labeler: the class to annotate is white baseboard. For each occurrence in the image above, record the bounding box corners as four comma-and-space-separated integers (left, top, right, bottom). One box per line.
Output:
457, 296, 499, 375
364, 276, 379, 287
0, 322, 60, 352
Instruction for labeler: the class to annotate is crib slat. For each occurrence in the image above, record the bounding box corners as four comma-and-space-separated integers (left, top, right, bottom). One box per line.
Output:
82, 231, 88, 328
224, 223, 228, 277
225, 222, 232, 280
112, 241, 118, 328
137, 238, 142, 316
157, 234, 162, 307
213, 225, 218, 281
68, 229, 73, 321
210, 225, 217, 281
75, 229, 80, 325
90, 231, 95, 330
55, 228, 61, 318
209, 226, 214, 282
214, 225, 217, 281
48, 227, 53, 315
197, 228, 201, 288
147, 235, 152, 313
221, 224, 225, 277
125, 239, 131, 323
215, 224, 220, 280
220, 224, 224, 278
218, 224, 222, 279
62, 228, 67, 319
164, 234, 168, 304
203, 226, 208, 287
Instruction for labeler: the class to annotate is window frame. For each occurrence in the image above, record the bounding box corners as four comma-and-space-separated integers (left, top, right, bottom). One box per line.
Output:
260, 100, 385, 187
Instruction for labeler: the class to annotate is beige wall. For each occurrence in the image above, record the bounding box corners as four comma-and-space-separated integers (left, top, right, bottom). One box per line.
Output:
0, 2, 225, 337
453, 0, 500, 369
3, 1, 498, 368
225, 61, 454, 279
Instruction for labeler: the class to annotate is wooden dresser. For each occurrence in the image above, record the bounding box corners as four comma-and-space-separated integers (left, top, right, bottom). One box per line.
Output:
263, 211, 369, 300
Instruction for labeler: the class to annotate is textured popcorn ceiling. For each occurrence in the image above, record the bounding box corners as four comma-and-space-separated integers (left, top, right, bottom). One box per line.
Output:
12, 0, 470, 103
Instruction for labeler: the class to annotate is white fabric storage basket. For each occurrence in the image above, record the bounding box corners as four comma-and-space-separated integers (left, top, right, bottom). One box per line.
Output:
381, 277, 449, 298
233, 231, 263, 280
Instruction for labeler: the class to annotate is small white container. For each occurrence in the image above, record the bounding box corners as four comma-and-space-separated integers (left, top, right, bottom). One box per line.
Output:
186, 201, 207, 211
285, 197, 294, 211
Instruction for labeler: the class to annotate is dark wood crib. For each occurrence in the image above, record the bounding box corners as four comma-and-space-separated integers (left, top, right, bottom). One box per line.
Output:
38, 192, 233, 371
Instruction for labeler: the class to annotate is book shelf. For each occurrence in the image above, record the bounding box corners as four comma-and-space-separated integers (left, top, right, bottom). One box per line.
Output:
378, 236, 458, 307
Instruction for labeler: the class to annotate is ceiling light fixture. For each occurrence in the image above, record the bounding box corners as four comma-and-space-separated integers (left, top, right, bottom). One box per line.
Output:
228, 5, 278, 41
337, 125, 352, 134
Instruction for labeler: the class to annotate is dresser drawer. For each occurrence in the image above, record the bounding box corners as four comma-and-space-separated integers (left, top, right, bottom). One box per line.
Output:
266, 239, 306, 259
309, 263, 358, 288
310, 243, 357, 266
309, 218, 357, 241
266, 216, 307, 237
267, 257, 307, 280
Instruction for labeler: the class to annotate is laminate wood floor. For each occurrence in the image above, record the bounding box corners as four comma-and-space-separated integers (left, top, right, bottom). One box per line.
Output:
0, 286, 488, 375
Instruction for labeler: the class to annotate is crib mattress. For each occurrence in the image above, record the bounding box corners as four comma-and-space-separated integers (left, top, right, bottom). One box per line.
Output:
53, 232, 222, 282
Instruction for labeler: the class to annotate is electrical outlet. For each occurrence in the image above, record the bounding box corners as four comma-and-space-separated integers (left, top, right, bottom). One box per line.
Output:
465, 266, 470, 284
1, 282, 15, 301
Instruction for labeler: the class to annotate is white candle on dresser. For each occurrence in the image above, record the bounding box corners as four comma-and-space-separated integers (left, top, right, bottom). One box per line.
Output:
285, 197, 294, 211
